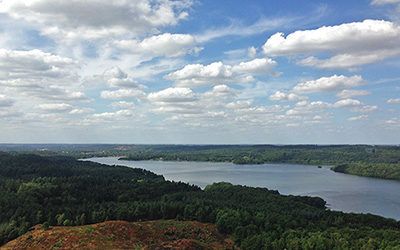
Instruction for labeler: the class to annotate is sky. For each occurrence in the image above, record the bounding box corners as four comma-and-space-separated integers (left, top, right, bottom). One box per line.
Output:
0, 0, 399, 144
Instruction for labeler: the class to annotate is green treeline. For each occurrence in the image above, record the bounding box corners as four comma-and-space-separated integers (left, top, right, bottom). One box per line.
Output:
332, 163, 400, 181
120, 145, 400, 165
120, 145, 400, 181
1, 153, 400, 249
2, 144, 400, 180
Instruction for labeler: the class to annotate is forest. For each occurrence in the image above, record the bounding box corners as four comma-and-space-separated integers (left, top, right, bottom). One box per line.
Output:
1, 152, 400, 249
332, 163, 400, 181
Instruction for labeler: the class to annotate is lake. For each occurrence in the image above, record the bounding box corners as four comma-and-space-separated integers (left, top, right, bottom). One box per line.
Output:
84, 157, 400, 220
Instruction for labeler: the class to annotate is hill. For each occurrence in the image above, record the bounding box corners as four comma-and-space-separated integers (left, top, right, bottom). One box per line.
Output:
2, 220, 234, 250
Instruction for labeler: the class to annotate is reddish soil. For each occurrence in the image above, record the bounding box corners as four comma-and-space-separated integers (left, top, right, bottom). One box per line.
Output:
1, 220, 235, 250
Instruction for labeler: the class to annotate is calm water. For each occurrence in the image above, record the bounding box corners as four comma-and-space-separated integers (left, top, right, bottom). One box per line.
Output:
84, 157, 400, 220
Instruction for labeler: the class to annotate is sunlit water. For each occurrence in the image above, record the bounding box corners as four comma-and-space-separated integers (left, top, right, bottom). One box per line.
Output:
84, 157, 400, 220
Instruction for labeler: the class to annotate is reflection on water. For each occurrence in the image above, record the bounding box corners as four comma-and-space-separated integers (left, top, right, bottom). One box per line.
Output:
84, 157, 400, 220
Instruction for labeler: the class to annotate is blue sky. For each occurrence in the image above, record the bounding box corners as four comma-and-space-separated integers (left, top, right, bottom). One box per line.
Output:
0, 0, 399, 144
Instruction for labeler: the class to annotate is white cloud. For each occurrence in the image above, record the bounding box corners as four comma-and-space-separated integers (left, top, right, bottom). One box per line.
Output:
387, 98, 400, 104
348, 115, 368, 121
203, 85, 236, 99
232, 58, 276, 74
195, 17, 295, 43
113, 33, 199, 58
331, 99, 376, 113
37, 103, 74, 112
299, 51, 400, 69
100, 89, 145, 100
166, 62, 239, 87
111, 101, 135, 109
371, 0, 400, 5
333, 99, 362, 108
0, 49, 86, 102
89, 109, 134, 123
337, 89, 370, 99
248, 47, 257, 58
269, 91, 306, 101
166, 59, 276, 87
97, 67, 146, 110
354, 105, 378, 113
385, 118, 400, 126
0, 95, 14, 107
0, 49, 77, 85
293, 75, 365, 93
69, 108, 94, 115
148, 87, 196, 103
102, 67, 141, 89
0, 0, 192, 41
263, 20, 400, 68
226, 100, 252, 110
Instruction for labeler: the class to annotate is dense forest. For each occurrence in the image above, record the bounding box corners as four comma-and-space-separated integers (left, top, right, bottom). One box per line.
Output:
1, 152, 400, 249
332, 163, 400, 181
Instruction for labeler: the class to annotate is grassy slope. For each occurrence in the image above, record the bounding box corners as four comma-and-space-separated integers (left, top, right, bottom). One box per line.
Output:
2, 220, 234, 250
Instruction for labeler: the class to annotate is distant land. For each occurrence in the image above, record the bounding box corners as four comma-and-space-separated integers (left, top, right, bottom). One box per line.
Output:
1, 144, 399, 181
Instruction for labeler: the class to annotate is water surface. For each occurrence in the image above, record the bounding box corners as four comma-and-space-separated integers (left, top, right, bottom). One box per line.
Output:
85, 157, 400, 220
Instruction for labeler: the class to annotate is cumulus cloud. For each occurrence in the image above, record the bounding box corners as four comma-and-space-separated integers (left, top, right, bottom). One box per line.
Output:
332, 99, 377, 113
166, 58, 276, 87
233, 58, 277, 74
333, 99, 362, 108
203, 85, 235, 99
148, 85, 236, 117
226, 100, 253, 110
0, 0, 192, 41
269, 91, 306, 101
293, 75, 365, 93
102, 67, 141, 89
148, 87, 197, 103
0, 49, 77, 85
98, 67, 147, 101
0, 49, 86, 102
263, 20, 400, 68
286, 100, 332, 116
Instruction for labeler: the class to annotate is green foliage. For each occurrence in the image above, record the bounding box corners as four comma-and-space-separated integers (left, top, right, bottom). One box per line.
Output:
333, 163, 400, 180
118, 145, 400, 166
0, 153, 400, 249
